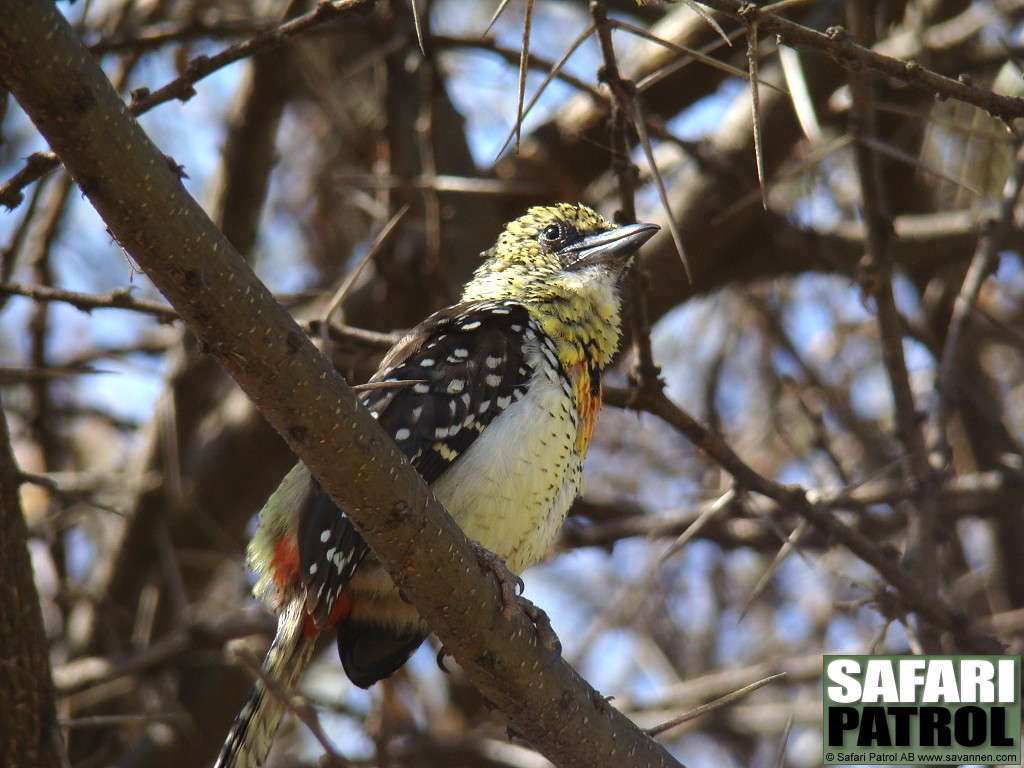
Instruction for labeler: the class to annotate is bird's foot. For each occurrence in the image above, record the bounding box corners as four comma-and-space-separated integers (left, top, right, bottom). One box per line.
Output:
473, 545, 561, 659
474, 545, 524, 618
516, 593, 561, 658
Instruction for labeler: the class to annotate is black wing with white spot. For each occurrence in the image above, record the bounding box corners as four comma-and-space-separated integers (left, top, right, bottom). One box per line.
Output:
365, 300, 538, 483
297, 300, 543, 627
297, 478, 370, 626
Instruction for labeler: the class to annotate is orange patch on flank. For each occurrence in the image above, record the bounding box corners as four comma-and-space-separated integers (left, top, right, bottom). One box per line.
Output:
569, 360, 601, 457
270, 536, 300, 588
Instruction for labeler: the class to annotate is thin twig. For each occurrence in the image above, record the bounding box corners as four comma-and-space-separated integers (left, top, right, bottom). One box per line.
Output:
493, 22, 598, 159
611, 19, 773, 93
483, 0, 515, 36
741, 10, 768, 209
58, 712, 190, 729
645, 672, 787, 736
514, 0, 535, 154
320, 206, 410, 328
0, 281, 180, 321
630, 98, 691, 281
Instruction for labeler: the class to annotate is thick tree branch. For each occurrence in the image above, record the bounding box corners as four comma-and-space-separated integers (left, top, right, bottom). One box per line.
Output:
0, 4, 681, 767
0, 394, 61, 768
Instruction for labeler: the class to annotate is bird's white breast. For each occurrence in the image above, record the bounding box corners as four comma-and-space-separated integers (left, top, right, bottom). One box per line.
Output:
429, 346, 581, 574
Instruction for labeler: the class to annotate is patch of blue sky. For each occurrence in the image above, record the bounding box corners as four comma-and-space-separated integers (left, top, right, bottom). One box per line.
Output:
0, 36, 237, 423
978, 7, 1016, 45
634, 466, 704, 512
714, 605, 760, 667
301, 658, 376, 760
65, 524, 97, 584
781, 553, 832, 606
0, 114, 59, 265
824, 615, 872, 654
2, 295, 147, 369
0, 258, 170, 423
956, 518, 995, 574
781, 276, 854, 356
665, 541, 720, 636
303, 696, 376, 765
298, 709, 373, 763
525, 550, 610, 658
665, 79, 745, 141
996, 247, 1023, 278
902, 335, 936, 396
776, 459, 819, 489
877, 617, 909, 654
652, 296, 734, 410
74, 353, 169, 425
848, 363, 891, 421
1, 298, 39, 362
655, 296, 761, 434
993, 250, 1023, 312
789, 173, 845, 230
773, 596, 815, 647
777, 273, 941, 418
129, 48, 240, 208
585, 426, 697, 510
435, 0, 600, 165
247, 107, 323, 293
255, 205, 319, 295
580, 628, 649, 692
15, 49, 241, 424
0, 100, 51, 184
789, 726, 825, 768
673, 733, 744, 768
890, 270, 923, 317
54, 205, 131, 291
712, 332, 766, 430
770, 344, 803, 379
629, 81, 747, 214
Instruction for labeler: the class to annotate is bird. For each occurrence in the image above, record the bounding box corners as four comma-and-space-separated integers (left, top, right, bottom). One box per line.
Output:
215, 203, 659, 768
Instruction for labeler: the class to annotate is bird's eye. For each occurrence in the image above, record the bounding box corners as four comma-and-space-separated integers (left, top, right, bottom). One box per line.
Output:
539, 224, 562, 245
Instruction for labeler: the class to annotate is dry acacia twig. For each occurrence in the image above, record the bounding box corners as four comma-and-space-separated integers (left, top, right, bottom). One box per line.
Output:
0, 0, 377, 209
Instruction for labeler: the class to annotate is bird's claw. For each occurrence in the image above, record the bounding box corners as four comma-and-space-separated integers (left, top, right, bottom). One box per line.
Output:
474, 544, 562, 659
516, 594, 562, 659
436, 645, 452, 674
474, 545, 524, 619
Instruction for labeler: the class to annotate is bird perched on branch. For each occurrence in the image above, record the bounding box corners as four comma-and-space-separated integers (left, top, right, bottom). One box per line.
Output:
216, 203, 659, 768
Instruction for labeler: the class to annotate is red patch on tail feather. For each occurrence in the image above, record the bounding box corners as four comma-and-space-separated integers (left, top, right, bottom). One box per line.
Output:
326, 595, 353, 627
270, 535, 354, 639
302, 595, 353, 638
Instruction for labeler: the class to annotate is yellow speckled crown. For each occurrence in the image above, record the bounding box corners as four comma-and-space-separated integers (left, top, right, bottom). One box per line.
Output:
462, 203, 627, 370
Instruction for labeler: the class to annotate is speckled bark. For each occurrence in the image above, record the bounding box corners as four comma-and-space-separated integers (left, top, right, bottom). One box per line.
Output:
0, 396, 60, 768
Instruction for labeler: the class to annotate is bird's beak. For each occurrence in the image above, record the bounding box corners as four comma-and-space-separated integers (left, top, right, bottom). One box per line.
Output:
564, 222, 660, 271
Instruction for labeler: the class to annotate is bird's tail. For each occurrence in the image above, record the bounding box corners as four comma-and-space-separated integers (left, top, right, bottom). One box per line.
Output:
215, 599, 315, 768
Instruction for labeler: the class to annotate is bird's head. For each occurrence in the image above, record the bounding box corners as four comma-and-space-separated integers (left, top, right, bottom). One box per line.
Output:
462, 203, 659, 366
